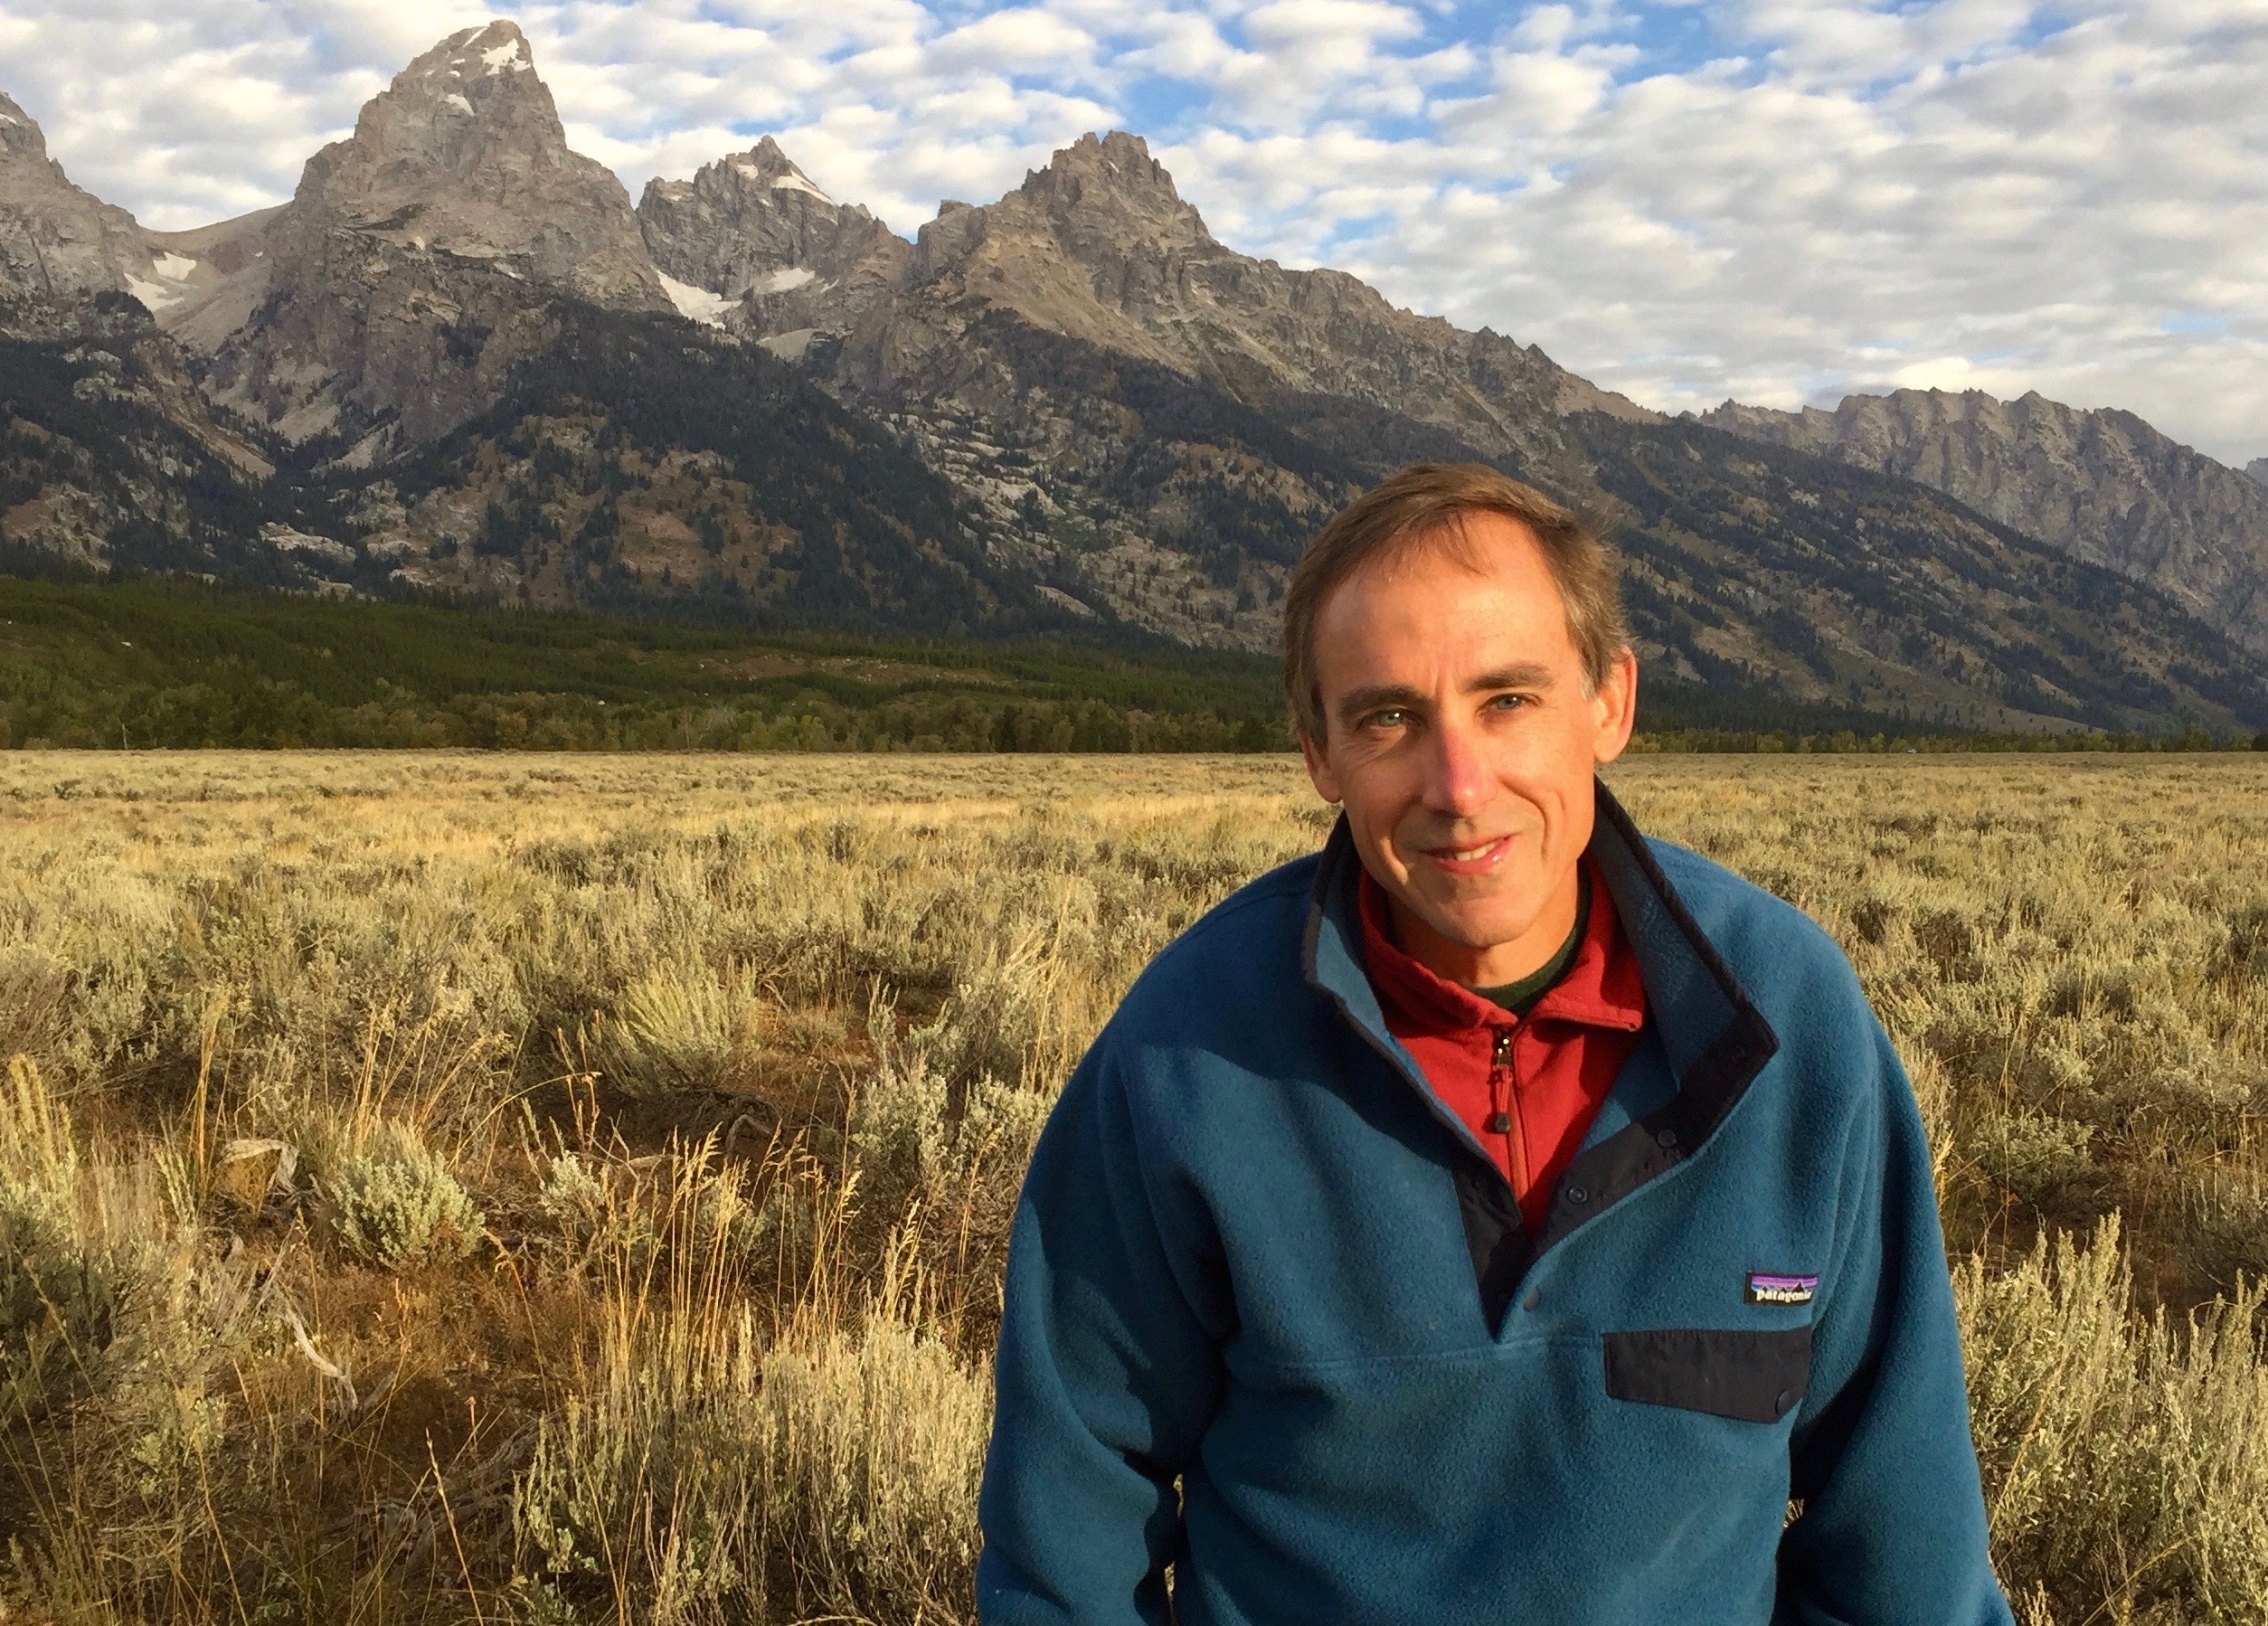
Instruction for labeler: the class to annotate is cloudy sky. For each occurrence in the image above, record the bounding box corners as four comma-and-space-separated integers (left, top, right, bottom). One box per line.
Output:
5, 0, 2264, 464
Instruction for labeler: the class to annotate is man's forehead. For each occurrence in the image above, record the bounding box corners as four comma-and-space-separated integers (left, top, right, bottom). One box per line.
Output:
1319, 514, 1571, 643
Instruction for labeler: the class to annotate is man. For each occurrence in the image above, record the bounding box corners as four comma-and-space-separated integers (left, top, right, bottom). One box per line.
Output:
978, 464, 2010, 1624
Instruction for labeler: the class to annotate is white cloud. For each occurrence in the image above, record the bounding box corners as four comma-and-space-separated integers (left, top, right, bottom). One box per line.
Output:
4, 0, 2264, 461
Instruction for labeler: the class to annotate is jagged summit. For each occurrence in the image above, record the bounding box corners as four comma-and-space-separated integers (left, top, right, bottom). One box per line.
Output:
387, 20, 541, 111
187, 19, 666, 449
429, 20, 537, 79
636, 134, 909, 337
0, 89, 157, 313
721, 137, 833, 202
1017, 131, 1207, 238
848, 125, 1605, 474
639, 137, 836, 225
336, 20, 548, 175
1025, 131, 1176, 194
287, 18, 657, 303
0, 90, 45, 162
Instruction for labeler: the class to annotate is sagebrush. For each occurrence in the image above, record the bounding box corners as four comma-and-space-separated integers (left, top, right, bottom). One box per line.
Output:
1, 750, 2263, 1624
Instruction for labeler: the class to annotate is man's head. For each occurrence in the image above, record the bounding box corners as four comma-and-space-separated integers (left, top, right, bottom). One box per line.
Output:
1285, 463, 1638, 985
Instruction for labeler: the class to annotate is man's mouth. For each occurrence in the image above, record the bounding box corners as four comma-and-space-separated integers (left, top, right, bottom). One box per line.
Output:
1420, 835, 1512, 876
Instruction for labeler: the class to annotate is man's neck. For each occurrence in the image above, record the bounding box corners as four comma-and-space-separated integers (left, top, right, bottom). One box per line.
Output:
1385, 863, 1585, 988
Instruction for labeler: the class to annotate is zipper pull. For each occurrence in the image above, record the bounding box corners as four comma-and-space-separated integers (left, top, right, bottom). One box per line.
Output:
1492, 1027, 1513, 1064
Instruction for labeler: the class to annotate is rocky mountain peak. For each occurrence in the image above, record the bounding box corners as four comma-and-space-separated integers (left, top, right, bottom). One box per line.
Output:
637, 136, 911, 338
1016, 131, 1209, 251
0, 89, 157, 314
193, 19, 664, 449
286, 22, 566, 225
2246, 457, 2268, 490
295, 17, 651, 286
639, 137, 842, 236
373, 21, 545, 147
720, 137, 834, 201
0, 90, 50, 165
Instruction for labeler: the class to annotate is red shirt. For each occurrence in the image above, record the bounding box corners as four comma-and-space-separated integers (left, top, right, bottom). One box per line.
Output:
1358, 862, 1648, 1231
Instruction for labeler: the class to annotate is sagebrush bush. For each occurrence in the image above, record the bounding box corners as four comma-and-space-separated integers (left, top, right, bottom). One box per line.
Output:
327, 1130, 486, 1271
514, 1309, 767, 1622
757, 1313, 990, 1620
1958, 1218, 2268, 1622
591, 960, 772, 1098
514, 1125, 986, 1626
514, 1308, 988, 1626
847, 1023, 1053, 1336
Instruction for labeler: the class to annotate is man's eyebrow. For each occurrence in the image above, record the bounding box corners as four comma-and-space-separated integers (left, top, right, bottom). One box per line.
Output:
1334, 684, 1427, 726
1467, 664, 1555, 693
1333, 666, 1556, 725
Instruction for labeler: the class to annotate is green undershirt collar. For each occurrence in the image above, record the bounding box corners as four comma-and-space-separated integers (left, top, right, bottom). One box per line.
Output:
1470, 879, 1590, 1019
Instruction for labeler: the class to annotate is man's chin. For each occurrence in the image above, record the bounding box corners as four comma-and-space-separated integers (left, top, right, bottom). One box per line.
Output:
1411, 901, 1539, 959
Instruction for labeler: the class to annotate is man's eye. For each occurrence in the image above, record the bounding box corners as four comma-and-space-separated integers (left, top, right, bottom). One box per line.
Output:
1366, 709, 1409, 730
1487, 694, 1533, 714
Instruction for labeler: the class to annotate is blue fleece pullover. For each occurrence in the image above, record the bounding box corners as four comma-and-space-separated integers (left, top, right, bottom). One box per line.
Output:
978, 785, 2011, 1625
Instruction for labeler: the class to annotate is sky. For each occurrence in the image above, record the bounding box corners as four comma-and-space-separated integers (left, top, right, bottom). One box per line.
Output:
5, 0, 2265, 465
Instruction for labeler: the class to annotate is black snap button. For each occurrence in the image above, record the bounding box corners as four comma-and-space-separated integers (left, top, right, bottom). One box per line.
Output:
1523, 1290, 1541, 1311
1655, 1128, 1677, 1149
1564, 1184, 1588, 1205
1775, 1389, 1792, 1416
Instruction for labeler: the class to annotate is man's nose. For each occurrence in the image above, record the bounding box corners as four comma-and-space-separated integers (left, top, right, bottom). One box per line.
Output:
1421, 712, 1493, 819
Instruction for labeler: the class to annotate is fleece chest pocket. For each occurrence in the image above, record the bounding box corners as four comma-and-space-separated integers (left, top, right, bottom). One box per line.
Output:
1602, 1326, 1812, 1423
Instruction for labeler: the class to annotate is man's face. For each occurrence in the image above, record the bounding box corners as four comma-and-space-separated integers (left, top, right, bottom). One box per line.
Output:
1299, 513, 1638, 985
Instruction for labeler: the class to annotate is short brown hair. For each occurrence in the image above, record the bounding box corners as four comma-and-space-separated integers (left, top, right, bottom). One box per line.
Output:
1281, 463, 1630, 741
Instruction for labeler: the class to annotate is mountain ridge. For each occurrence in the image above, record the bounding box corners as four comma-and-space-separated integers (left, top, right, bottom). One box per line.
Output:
2, 26, 2264, 737
1701, 390, 2268, 658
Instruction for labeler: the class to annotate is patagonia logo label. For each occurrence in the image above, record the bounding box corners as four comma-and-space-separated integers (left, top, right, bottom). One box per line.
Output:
1745, 1272, 1819, 1306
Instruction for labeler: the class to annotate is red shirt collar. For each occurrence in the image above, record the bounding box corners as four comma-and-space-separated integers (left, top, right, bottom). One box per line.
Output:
1357, 860, 1647, 1037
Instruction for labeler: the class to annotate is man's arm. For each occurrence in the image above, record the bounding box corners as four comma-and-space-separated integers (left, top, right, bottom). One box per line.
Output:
1778, 1022, 2013, 1625
977, 1040, 1226, 1625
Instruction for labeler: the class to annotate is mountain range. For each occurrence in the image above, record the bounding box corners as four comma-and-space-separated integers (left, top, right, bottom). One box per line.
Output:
4, 21, 2265, 736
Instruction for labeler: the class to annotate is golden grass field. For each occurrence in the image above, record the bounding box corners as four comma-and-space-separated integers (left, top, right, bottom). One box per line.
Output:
2, 750, 2264, 1624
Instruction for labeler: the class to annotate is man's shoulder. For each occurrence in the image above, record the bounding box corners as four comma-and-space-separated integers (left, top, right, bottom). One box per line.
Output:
1642, 836, 1866, 1005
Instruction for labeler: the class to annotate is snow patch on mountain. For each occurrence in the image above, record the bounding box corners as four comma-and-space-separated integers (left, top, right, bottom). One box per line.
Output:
758, 328, 818, 361
659, 272, 735, 326
771, 172, 831, 203
124, 275, 181, 312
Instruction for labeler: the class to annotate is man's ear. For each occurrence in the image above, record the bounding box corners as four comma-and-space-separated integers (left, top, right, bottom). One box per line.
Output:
1300, 729, 1343, 805
1592, 648, 1640, 765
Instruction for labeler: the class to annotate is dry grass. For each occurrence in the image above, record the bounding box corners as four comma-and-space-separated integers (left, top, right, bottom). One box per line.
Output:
0, 750, 2263, 1624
